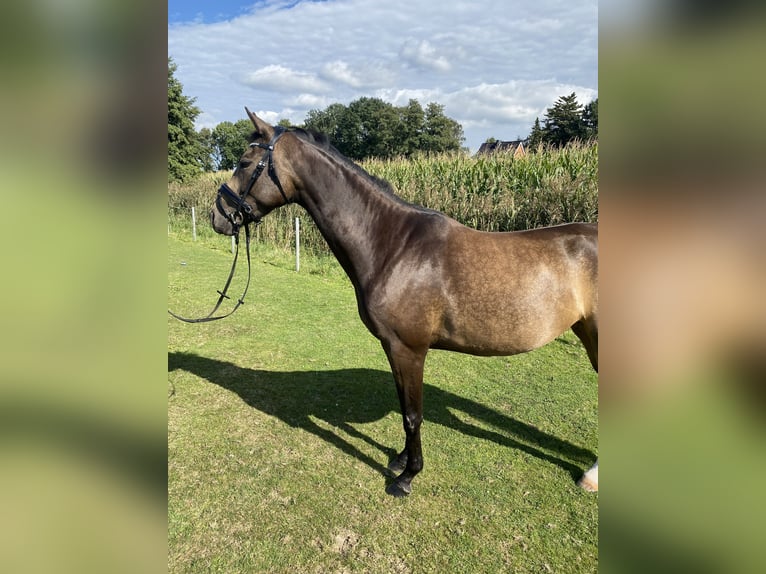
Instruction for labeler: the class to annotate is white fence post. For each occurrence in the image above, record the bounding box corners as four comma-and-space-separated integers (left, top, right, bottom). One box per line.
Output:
191, 207, 197, 241
295, 217, 301, 272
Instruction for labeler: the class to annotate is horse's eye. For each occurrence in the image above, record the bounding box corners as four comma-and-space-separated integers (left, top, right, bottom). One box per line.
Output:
239, 160, 252, 169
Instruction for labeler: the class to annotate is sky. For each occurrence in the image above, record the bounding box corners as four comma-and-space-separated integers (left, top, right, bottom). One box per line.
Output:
168, 0, 597, 153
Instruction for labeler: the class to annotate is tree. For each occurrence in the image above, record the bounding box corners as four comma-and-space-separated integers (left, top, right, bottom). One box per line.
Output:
334, 101, 365, 159
400, 99, 426, 156
543, 93, 585, 147
304, 97, 397, 160
422, 102, 464, 154
582, 98, 598, 141
304, 103, 347, 143
304, 98, 464, 160
211, 119, 253, 171
527, 93, 597, 148
197, 127, 216, 172
168, 58, 204, 182
348, 97, 400, 159
527, 118, 544, 149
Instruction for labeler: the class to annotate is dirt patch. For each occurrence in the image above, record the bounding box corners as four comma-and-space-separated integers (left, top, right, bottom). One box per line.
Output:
331, 528, 360, 555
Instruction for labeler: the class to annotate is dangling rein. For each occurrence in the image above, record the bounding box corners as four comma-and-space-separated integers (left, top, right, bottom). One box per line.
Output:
168, 223, 254, 323
169, 128, 287, 324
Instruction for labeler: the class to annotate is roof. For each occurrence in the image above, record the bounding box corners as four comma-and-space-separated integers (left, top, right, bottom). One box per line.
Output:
476, 140, 527, 156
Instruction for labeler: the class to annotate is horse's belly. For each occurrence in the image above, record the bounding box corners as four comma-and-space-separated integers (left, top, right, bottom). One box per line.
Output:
433, 325, 558, 356
433, 297, 579, 356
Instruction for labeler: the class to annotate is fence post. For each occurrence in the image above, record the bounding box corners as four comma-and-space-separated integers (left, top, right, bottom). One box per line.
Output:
191, 207, 197, 241
295, 217, 301, 272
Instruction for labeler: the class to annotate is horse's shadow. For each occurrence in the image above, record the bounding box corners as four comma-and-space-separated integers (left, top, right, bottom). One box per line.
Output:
168, 352, 595, 482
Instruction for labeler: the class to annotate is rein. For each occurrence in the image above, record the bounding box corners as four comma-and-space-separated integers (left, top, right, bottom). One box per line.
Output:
167, 222, 254, 323
168, 127, 288, 324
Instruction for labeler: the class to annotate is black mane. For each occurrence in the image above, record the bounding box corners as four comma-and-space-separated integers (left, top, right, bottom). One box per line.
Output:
250, 126, 435, 215
293, 129, 397, 192
289, 128, 440, 216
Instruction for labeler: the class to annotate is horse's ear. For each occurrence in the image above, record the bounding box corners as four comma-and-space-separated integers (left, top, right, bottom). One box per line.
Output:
245, 107, 274, 139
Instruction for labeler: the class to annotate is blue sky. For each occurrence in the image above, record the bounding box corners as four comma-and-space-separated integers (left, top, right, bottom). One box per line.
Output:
168, 1, 257, 25
168, 0, 597, 152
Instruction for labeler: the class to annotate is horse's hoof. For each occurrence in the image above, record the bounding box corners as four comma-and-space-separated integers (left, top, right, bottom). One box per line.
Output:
577, 464, 598, 492
577, 476, 598, 492
386, 480, 412, 497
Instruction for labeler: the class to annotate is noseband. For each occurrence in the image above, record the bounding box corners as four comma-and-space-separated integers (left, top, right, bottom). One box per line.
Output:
168, 127, 289, 324
215, 127, 289, 231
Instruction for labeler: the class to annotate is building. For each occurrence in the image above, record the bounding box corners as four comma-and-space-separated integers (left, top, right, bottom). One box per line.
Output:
476, 139, 527, 158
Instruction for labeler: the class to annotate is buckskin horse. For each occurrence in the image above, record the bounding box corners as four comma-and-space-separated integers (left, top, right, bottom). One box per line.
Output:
209, 109, 598, 497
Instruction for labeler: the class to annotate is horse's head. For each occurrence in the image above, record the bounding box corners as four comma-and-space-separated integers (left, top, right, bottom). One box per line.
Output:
210, 108, 296, 235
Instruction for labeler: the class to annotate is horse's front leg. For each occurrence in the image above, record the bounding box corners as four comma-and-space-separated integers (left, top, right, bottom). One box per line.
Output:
383, 340, 426, 497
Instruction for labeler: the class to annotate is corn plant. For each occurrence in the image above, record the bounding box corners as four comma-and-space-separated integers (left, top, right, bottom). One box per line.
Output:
168, 143, 598, 261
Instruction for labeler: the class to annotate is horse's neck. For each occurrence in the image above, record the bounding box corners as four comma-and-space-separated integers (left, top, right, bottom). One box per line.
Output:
293, 146, 407, 287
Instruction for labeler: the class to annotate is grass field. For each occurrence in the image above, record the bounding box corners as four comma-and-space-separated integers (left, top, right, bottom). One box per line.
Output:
168, 235, 598, 573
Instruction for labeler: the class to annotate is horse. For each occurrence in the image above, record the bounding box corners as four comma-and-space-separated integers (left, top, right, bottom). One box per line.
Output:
210, 108, 598, 497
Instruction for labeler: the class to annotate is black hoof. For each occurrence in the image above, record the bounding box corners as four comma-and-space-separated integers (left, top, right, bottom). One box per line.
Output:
386, 480, 412, 497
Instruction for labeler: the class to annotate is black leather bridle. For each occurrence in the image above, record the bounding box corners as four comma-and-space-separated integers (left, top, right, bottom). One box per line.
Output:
168, 128, 289, 324
215, 126, 289, 232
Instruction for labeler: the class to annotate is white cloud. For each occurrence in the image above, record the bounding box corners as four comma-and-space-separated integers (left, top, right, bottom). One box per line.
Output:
169, 0, 597, 150
239, 64, 329, 94
253, 109, 285, 125
511, 18, 564, 33
320, 60, 398, 90
399, 39, 452, 73
284, 93, 335, 109
321, 61, 364, 88
377, 79, 598, 148
194, 111, 220, 131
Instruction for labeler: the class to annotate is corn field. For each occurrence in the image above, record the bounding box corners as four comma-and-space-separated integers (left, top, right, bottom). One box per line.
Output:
168, 143, 598, 259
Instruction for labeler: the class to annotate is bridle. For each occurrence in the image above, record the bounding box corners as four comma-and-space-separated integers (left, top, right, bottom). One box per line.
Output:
168, 127, 289, 324
215, 126, 289, 232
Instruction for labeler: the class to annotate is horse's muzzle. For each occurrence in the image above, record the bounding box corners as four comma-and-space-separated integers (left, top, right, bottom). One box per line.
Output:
210, 208, 236, 236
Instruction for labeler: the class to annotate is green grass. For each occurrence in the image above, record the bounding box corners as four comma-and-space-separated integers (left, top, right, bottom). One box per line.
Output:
168, 235, 598, 573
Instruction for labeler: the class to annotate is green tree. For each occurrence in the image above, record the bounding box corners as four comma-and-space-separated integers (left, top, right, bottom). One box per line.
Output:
211, 119, 253, 171
304, 103, 347, 142
400, 99, 426, 156
543, 92, 585, 147
528, 93, 597, 148
168, 58, 203, 182
422, 102, 464, 154
335, 102, 365, 159
197, 127, 216, 172
349, 97, 400, 159
304, 98, 464, 160
527, 118, 544, 148
582, 98, 598, 141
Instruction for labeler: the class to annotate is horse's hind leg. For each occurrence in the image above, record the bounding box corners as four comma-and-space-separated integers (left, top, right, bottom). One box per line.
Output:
572, 316, 599, 492
382, 340, 426, 497
571, 316, 598, 373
